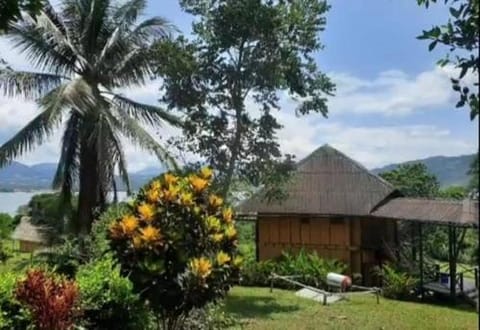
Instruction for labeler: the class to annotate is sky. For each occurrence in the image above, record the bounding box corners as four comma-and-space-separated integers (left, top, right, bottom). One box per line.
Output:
0, 0, 478, 172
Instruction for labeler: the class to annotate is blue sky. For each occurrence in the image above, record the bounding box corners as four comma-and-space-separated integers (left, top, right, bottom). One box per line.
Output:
0, 0, 477, 171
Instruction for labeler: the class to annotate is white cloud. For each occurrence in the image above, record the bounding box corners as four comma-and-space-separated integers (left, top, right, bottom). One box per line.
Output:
328, 65, 472, 116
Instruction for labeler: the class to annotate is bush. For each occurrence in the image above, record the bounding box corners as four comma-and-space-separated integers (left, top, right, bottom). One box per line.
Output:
376, 264, 417, 300
76, 257, 149, 330
241, 249, 347, 290
15, 269, 79, 330
35, 238, 86, 278
182, 302, 237, 330
0, 272, 30, 330
0, 213, 14, 239
107, 169, 242, 329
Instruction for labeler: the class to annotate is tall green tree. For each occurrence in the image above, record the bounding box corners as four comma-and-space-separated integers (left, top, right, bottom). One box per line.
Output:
379, 163, 440, 198
417, 0, 479, 119
155, 0, 334, 199
0, 0, 181, 234
467, 153, 479, 197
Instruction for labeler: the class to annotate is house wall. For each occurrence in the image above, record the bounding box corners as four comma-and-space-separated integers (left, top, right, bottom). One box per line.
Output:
18, 240, 43, 253
257, 215, 397, 284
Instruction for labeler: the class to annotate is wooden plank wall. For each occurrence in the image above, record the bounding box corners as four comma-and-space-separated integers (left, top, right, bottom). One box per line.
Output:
258, 216, 397, 278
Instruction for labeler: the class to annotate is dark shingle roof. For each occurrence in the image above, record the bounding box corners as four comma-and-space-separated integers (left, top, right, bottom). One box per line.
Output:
237, 144, 398, 216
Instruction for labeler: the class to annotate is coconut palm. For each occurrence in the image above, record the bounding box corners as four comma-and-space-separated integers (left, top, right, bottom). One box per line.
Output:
0, 0, 181, 235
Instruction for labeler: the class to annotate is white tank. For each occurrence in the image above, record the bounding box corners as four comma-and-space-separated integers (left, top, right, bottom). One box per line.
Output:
326, 272, 352, 291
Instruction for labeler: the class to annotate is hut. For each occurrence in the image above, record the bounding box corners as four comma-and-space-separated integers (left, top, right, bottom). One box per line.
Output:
238, 145, 478, 288
11, 216, 46, 252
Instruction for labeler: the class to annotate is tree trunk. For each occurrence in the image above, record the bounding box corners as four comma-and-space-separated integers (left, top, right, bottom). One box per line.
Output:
77, 139, 100, 236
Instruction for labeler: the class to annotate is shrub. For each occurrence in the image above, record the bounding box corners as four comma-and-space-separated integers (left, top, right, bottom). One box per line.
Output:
0, 213, 14, 239
76, 257, 149, 330
240, 249, 347, 290
0, 272, 30, 330
182, 302, 237, 330
376, 264, 417, 300
15, 269, 79, 330
35, 238, 85, 278
107, 169, 242, 330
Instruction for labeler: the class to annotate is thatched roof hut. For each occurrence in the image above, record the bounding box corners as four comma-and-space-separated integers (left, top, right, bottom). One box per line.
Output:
11, 216, 46, 252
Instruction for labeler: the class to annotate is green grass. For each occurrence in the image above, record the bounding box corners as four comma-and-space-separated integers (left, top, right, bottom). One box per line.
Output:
224, 287, 477, 330
0, 240, 33, 273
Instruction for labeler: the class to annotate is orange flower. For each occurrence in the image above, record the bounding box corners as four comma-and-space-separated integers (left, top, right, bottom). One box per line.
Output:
119, 215, 139, 235
189, 175, 208, 192
146, 188, 161, 203
225, 225, 237, 239
208, 194, 223, 208
140, 225, 163, 243
216, 251, 231, 266
222, 207, 233, 223
199, 167, 213, 180
137, 203, 155, 222
189, 257, 212, 279
180, 192, 194, 206
164, 173, 178, 186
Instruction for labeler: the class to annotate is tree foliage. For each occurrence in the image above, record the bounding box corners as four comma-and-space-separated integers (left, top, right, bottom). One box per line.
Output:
417, 0, 479, 119
0, 0, 181, 234
0, 213, 14, 239
0, 0, 44, 32
379, 163, 440, 198
155, 0, 334, 198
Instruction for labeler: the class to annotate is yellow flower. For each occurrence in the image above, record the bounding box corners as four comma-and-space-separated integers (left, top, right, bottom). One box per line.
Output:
199, 167, 213, 180
216, 251, 231, 266
164, 173, 178, 186
163, 185, 180, 202
205, 216, 221, 231
140, 225, 163, 243
208, 194, 223, 208
189, 175, 209, 193
146, 188, 161, 203
225, 225, 237, 239
189, 257, 212, 279
151, 180, 162, 191
138, 203, 155, 222
180, 192, 194, 206
222, 207, 233, 223
119, 215, 139, 235
211, 233, 224, 243
233, 256, 243, 268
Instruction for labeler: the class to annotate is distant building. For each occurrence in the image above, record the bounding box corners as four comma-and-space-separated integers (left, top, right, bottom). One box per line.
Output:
11, 216, 46, 252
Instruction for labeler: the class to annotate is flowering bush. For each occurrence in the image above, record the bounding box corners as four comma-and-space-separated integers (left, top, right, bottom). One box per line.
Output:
107, 168, 241, 329
15, 269, 79, 330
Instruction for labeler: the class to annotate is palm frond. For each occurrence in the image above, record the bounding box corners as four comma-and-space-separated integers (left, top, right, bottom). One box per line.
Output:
53, 111, 81, 210
113, 0, 147, 26
0, 69, 65, 99
109, 93, 182, 127
130, 17, 174, 43
0, 86, 67, 167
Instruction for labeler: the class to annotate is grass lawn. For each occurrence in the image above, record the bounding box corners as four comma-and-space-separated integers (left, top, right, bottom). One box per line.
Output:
224, 287, 478, 330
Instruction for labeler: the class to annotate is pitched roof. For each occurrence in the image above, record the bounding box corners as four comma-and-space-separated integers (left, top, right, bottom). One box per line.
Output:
371, 198, 478, 227
11, 216, 46, 243
237, 144, 398, 216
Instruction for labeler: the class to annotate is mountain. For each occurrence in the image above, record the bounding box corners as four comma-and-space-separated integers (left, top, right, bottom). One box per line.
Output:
0, 161, 165, 191
371, 154, 476, 187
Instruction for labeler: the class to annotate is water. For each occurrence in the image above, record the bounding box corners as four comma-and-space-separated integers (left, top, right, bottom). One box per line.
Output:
0, 191, 129, 215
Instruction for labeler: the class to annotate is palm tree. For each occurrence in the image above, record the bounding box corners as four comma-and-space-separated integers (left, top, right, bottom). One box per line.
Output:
0, 0, 181, 235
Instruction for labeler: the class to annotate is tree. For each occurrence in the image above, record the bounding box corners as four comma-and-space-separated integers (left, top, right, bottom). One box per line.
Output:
0, 213, 14, 239
438, 185, 468, 199
467, 153, 479, 197
0, 0, 181, 235
379, 163, 440, 198
156, 0, 334, 199
417, 0, 479, 120
0, 0, 44, 32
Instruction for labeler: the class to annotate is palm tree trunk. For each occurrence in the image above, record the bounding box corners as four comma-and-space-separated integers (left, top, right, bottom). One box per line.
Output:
77, 139, 100, 236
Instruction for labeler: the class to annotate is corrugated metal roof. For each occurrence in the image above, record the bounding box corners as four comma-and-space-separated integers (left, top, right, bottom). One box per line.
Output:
11, 216, 46, 243
237, 144, 397, 216
372, 198, 478, 227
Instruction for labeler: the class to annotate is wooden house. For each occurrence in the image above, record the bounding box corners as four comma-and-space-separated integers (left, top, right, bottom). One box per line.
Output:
238, 145, 478, 285
11, 216, 46, 252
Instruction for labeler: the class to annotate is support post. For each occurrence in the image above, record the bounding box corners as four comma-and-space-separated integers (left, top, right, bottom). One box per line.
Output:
418, 223, 424, 301
411, 224, 417, 262
448, 225, 457, 301
255, 217, 259, 262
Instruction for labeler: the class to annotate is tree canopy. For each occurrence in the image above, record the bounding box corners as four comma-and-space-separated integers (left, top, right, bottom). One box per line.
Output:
0, 0, 44, 32
155, 0, 334, 199
417, 0, 479, 120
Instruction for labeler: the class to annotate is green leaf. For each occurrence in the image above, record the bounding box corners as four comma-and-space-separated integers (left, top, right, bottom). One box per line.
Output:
428, 40, 438, 51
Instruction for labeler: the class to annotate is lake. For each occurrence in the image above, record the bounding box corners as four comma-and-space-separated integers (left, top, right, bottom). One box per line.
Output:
0, 191, 129, 215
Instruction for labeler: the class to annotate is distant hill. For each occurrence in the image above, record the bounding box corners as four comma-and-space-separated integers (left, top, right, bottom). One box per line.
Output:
0, 161, 164, 191
371, 154, 476, 188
